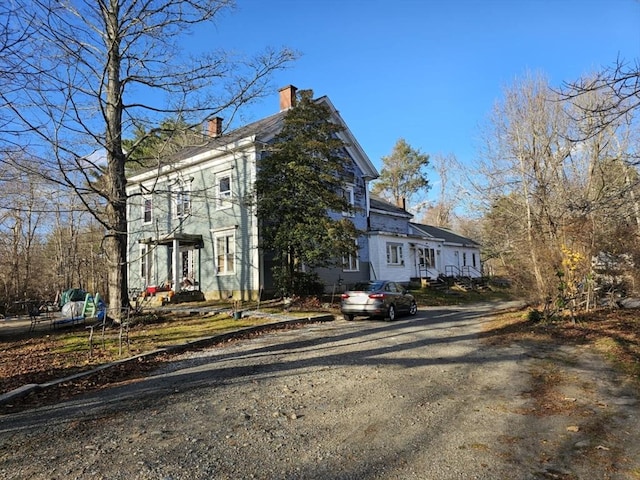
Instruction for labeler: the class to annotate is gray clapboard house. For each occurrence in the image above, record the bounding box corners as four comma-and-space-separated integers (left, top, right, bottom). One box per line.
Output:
126, 86, 379, 300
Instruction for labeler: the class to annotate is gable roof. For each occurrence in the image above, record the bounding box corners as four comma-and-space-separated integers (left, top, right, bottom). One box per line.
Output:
172, 112, 285, 162
127, 92, 379, 183
369, 196, 413, 219
410, 223, 480, 247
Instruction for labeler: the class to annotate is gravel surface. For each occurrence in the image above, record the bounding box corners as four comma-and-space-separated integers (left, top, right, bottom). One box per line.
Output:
1, 301, 638, 479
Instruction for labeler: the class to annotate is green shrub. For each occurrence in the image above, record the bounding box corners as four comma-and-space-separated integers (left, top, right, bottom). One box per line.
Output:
527, 309, 544, 323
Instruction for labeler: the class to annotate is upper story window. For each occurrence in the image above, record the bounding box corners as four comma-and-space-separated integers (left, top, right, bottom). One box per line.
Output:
386, 242, 404, 266
342, 185, 355, 217
174, 182, 191, 218
216, 173, 232, 210
143, 197, 152, 224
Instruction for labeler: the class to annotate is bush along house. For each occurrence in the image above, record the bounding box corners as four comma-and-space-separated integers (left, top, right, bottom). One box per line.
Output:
126, 86, 379, 301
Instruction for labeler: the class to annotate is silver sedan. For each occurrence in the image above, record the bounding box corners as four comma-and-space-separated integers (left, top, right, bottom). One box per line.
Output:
340, 280, 418, 321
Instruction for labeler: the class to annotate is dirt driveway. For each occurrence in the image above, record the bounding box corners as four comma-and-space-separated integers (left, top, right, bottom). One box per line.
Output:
1, 301, 638, 479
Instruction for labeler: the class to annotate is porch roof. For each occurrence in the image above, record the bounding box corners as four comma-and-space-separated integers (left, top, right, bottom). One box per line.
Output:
138, 233, 204, 249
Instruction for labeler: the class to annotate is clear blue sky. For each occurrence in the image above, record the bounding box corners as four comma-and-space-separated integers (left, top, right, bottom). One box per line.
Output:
192, 0, 640, 176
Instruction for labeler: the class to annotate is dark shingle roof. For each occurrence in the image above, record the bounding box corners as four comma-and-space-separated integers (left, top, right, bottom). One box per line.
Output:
176, 111, 286, 161
369, 197, 413, 218
127, 111, 287, 178
410, 223, 480, 247
127, 94, 378, 181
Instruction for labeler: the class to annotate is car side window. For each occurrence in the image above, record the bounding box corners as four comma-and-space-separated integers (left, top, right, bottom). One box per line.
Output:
388, 282, 397, 293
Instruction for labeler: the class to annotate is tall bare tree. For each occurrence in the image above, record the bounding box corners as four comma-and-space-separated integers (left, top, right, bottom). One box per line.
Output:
476, 73, 572, 297
476, 70, 640, 303
0, 0, 295, 315
0, 162, 50, 303
562, 59, 640, 146
419, 153, 461, 228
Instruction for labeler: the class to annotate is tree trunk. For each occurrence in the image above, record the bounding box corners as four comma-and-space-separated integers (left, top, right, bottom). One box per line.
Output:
104, 1, 128, 317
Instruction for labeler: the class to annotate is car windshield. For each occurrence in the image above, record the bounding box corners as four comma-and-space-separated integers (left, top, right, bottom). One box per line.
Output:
353, 281, 385, 292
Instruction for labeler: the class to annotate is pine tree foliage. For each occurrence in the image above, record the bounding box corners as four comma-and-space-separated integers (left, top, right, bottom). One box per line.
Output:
123, 117, 206, 173
255, 90, 359, 294
372, 138, 430, 209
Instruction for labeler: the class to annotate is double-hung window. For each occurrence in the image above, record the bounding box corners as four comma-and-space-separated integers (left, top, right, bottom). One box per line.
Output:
342, 185, 355, 217
143, 197, 152, 224
215, 230, 235, 275
174, 182, 191, 218
386, 242, 404, 266
419, 248, 435, 267
216, 173, 232, 210
343, 240, 359, 272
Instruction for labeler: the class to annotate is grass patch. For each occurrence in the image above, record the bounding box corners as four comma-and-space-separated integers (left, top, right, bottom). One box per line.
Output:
0, 309, 305, 396
411, 286, 514, 306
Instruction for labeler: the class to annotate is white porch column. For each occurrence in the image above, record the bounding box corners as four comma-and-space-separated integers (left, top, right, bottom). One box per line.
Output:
173, 239, 181, 293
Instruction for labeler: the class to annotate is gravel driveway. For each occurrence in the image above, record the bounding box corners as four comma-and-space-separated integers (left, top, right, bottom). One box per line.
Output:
1, 301, 638, 479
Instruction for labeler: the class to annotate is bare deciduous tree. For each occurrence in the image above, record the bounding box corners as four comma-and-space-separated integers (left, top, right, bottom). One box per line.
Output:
419, 153, 461, 228
0, 0, 296, 315
475, 70, 640, 304
477, 73, 572, 297
562, 59, 640, 146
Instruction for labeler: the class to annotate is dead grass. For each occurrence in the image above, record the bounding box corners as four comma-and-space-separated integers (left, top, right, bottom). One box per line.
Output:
0, 310, 314, 398
481, 307, 640, 382
3, 300, 639, 418
482, 306, 640, 426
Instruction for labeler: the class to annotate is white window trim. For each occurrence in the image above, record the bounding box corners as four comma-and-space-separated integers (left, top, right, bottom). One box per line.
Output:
142, 196, 152, 224
343, 240, 359, 272
342, 185, 355, 217
214, 229, 235, 275
140, 245, 152, 285
174, 182, 191, 218
386, 242, 404, 266
216, 173, 233, 210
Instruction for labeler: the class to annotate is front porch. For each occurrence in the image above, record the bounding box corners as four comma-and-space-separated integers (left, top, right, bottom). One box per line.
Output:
138, 233, 204, 300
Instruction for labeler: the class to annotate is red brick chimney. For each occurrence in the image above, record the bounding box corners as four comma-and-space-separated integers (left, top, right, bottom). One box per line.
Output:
207, 116, 223, 137
279, 85, 297, 111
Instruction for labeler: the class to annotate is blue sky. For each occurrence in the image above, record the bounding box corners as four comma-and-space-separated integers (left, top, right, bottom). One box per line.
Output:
192, 0, 639, 178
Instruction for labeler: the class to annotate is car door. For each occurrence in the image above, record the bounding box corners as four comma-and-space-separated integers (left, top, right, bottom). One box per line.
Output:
388, 282, 409, 312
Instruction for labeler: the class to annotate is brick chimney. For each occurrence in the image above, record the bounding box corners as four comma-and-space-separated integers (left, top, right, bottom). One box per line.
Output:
207, 116, 223, 137
279, 85, 297, 111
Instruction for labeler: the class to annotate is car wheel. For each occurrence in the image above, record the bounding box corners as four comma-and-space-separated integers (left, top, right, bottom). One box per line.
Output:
409, 301, 417, 316
344, 313, 354, 321
386, 304, 396, 321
